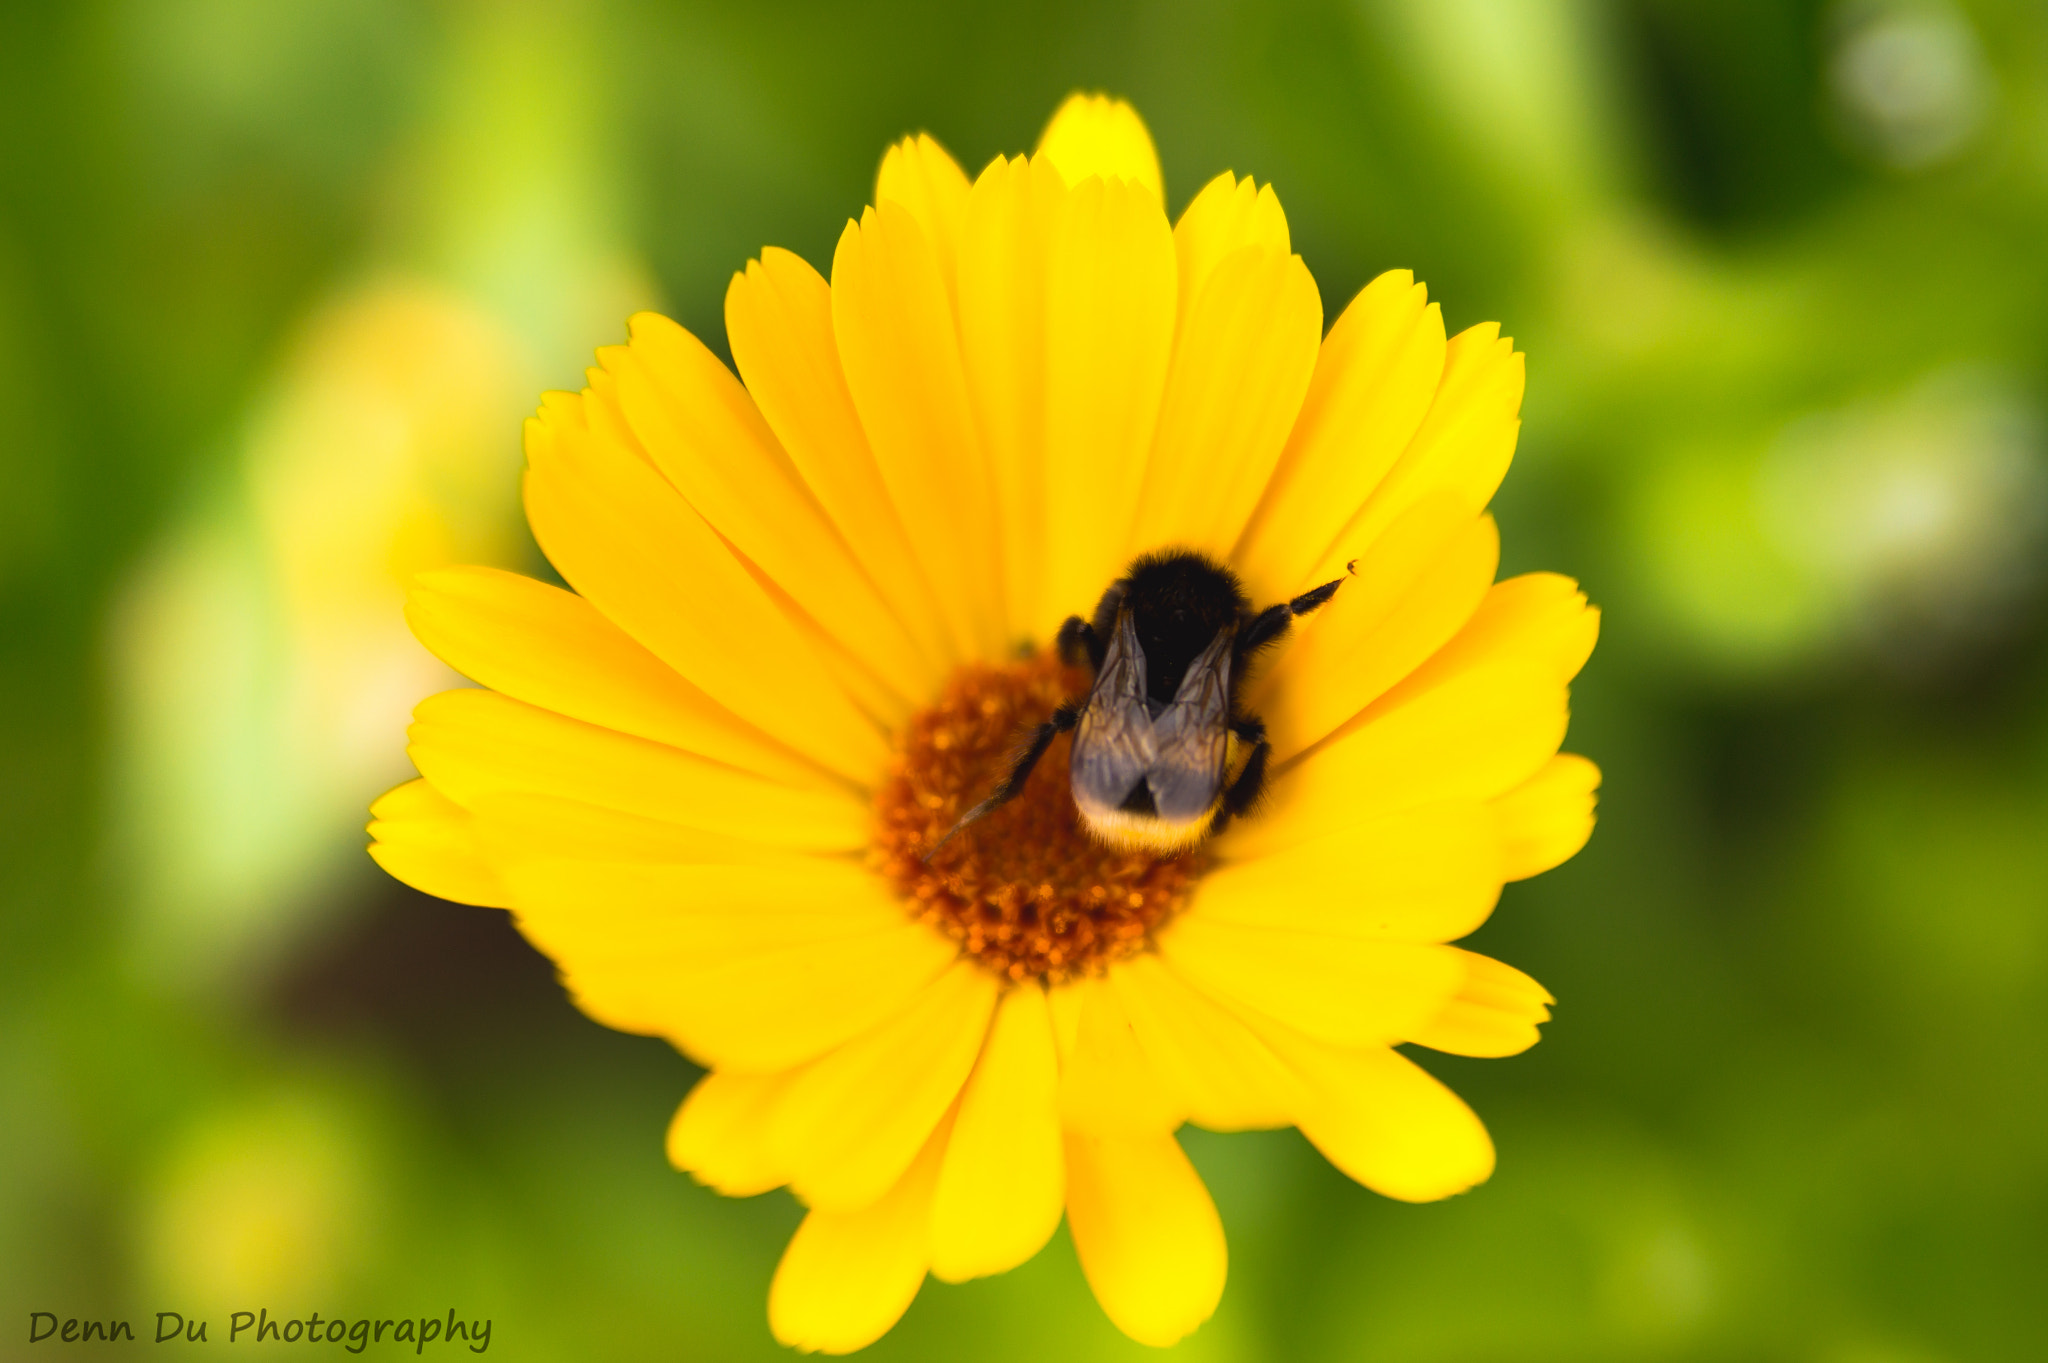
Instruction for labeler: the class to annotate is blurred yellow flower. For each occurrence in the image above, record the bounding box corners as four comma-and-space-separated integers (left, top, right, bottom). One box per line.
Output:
114, 281, 529, 984
138, 1086, 381, 1311
370, 93, 1598, 1353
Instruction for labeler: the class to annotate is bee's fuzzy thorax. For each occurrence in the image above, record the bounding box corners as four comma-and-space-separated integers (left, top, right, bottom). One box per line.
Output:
1113, 549, 1250, 701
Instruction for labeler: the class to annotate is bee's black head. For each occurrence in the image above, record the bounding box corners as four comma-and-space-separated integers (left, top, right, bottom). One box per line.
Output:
1110, 549, 1250, 702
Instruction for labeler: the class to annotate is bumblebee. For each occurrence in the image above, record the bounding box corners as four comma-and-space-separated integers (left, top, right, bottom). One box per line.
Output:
942, 550, 1347, 853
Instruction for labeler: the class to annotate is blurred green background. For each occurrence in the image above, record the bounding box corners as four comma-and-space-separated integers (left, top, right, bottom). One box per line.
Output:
6, 0, 2048, 1358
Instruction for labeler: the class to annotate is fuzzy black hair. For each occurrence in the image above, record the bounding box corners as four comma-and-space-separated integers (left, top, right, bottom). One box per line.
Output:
1097, 549, 1250, 703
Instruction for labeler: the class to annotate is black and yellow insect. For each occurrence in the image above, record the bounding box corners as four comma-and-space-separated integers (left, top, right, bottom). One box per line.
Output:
944, 550, 1347, 853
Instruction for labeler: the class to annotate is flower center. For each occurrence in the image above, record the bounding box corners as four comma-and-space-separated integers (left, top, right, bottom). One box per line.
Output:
871, 649, 1205, 983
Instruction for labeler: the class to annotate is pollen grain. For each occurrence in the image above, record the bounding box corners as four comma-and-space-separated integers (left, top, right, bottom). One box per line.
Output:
872, 650, 1202, 984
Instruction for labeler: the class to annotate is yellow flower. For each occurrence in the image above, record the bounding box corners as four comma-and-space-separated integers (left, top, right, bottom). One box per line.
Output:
369, 93, 1599, 1353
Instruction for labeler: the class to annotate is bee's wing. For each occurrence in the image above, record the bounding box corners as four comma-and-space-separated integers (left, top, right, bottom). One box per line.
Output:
1071, 608, 1157, 813
1147, 626, 1234, 824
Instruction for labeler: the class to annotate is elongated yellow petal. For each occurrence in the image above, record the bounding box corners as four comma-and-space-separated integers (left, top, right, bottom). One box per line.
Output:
1492, 752, 1601, 880
772, 961, 998, 1212
1110, 955, 1305, 1131
602, 314, 938, 707
930, 983, 1064, 1283
501, 858, 955, 1073
725, 249, 953, 669
1312, 321, 1523, 573
1252, 500, 1499, 762
769, 1115, 947, 1355
1272, 570, 1593, 810
1040, 175, 1177, 638
406, 565, 821, 788
406, 688, 867, 851
366, 778, 511, 909
758, 547, 923, 731
465, 790, 801, 867
1236, 662, 1568, 856
1407, 950, 1553, 1057
522, 392, 886, 783
1130, 245, 1322, 559
1158, 915, 1465, 1048
1233, 271, 1447, 603
668, 1069, 795, 1196
959, 154, 1066, 634
546, 386, 908, 729
1246, 1017, 1495, 1202
832, 204, 1007, 658
1057, 973, 1183, 1135
1036, 93, 1163, 207
585, 369, 922, 723
876, 133, 971, 300
1047, 979, 1085, 1066
545, 919, 953, 1071
1064, 1128, 1224, 1348
1173, 172, 1291, 328
1199, 801, 1503, 943
1396, 571, 1600, 699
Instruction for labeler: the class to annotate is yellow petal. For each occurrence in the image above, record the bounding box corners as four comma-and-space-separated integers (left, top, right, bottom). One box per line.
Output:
572, 368, 906, 725
500, 858, 956, 1074
1252, 500, 1499, 763
958, 153, 1067, 635
668, 1069, 795, 1196
1200, 801, 1504, 943
1039, 175, 1177, 639
568, 368, 911, 728
465, 790, 799, 868
1314, 321, 1524, 570
930, 983, 1064, 1283
1232, 270, 1447, 605
1130, 245, 1322, 559
725, 249, 953, 669
406, 565, 821, 788
405, 688, 867, 851
1173, 172, 1291, 327
748, 540, 921, 733
1057, 973, 1182, 1135
1273, 568, 1592, 805
769, 1114, 947, 1355
1157, 915, 1465, 1048
1493, 752, 1601, 880
522, 392, 887, 784
1064, 1128, 1224, 1348
366, 778, 511, 908
1247, 1018, 1495, 1202
1035, 93, 1164, 207
1407, 950, 1553, 1058
1231, 661, 1568, 857
1047, 978, 1085, 1066
772, 960, 998, 1212
1394, 571, 1600, 701
1110, 955, 1305, 1132
549, 920, 951, 1071
875, 133, 971, 301
831, 204, 1007, 659
602, 314, 939, 707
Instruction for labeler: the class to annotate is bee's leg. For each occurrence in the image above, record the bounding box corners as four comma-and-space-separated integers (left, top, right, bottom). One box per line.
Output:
1211, 716, 1271, 834
1236, 570, 1350, 659
1055, 615, 1100, 669
925, 702, 1081, 858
